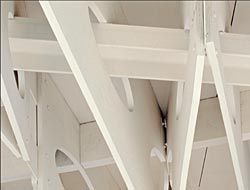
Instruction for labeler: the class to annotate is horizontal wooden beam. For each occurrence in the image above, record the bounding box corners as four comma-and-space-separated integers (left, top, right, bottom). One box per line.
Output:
8, 17, 250, 86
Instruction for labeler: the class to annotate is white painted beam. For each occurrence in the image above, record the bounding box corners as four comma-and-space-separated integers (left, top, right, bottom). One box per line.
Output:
2, 3, 38, 180
204, 2, 250, 188
167, 2, 205, 189
8, 17, 250, 86
206, 42, 250, 190
1, 1, 30, 161
40, 2, 165, 189
169, 55, 204, 189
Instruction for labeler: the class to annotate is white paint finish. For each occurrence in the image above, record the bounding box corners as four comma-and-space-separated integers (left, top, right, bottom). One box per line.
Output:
150, 80, 171, 116
23, 72, 38, 179
1, 142, 31, 183
1, 2, 38, 179
150, 147, 166, 163
169, 55, 204, 190
1, 107, 21, 158
80, 122, 114, 168
40, 2, 165, 189
50, 73, 94, 123
11, 49, 250, 86
38, 74, 93, 189
210, 1, 231, 32
200, 144, 238, 190
206, 42, 250, 190
2, 1, 249, 188
8, 17, 250, 86
205, 2, 250, 187
220, 32, 250, 55
167, 2, 205, 188
1, 1, 29, 161
57, 165, 78, 175
8, 17, 55, 41
175, 81, 184, 119
111, 77, 134, 112
8, 18, 188, 50
121, 78, 134, 112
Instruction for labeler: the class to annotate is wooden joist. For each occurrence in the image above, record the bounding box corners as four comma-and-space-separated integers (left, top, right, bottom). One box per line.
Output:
8, 17, 250, 86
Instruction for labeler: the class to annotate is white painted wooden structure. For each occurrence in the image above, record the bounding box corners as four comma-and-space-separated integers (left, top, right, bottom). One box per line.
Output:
1, 1, 250, 190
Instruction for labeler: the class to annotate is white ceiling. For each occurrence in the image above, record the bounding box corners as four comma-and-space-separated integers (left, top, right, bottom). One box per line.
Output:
2, 1, 250, 189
